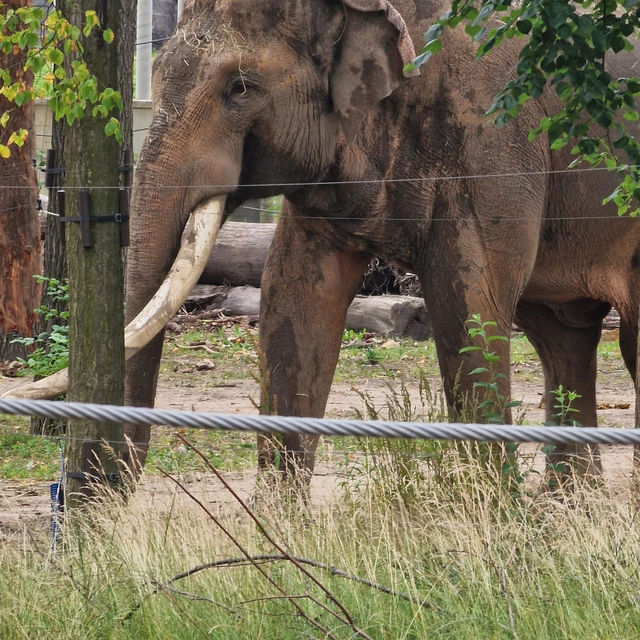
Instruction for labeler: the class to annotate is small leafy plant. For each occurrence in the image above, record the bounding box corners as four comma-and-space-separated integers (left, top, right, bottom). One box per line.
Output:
460, 314, 523, 496
12, 276, 69, 378
542, 385, 583, 481
460, 314, 522, 423
549, 385, 582, 427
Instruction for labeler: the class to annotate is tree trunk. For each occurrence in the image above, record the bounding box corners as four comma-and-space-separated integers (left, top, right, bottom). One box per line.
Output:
118, 0, 135, 161
41, 123, 67, 293
30, 0, 67, 436
0, 0, 42, 363
31, 110, 68, 439
31, 0, 68, 437
64, 1, 131, 507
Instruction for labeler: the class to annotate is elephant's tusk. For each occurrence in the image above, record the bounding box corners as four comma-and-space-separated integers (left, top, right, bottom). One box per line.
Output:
2, 196, 226, 400
124, 196, 225, 358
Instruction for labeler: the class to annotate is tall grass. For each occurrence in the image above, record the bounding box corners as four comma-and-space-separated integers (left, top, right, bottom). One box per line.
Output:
2, 454, 640, 639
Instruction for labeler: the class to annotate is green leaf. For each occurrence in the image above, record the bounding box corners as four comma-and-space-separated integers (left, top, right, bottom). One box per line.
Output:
485, 334, 508, 343
48, 48, 64, 65
422, 23, 443, 43
459, 346, 483, 354
92, 104, 108, 118
104, 117, 122, 144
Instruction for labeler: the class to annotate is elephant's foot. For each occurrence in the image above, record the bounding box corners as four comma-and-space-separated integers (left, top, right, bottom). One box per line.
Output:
255, 433, 317, 506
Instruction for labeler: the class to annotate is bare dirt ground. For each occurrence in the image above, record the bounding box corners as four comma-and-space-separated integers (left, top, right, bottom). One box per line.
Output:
0, 328, 636, 546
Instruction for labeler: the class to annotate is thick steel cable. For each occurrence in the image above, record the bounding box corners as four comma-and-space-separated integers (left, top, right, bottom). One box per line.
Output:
0, 398, 639, 446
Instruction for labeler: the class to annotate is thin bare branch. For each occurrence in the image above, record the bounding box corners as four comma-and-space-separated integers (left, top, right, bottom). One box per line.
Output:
153, 581, 239, 615
156, 466, 342, 640
163, 553, 428, 606
176, 433, 373, 640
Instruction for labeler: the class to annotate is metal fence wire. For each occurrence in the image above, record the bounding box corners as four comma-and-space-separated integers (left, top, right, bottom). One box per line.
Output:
0, 397, 639, 447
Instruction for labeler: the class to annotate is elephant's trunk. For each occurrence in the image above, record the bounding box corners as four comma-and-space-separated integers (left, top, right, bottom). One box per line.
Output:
2, 196, 226, 399
123, 196, 224, 358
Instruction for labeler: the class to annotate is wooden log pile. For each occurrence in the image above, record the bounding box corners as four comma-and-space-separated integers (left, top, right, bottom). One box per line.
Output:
185, 285, 430, 340
193, 221, 430, 339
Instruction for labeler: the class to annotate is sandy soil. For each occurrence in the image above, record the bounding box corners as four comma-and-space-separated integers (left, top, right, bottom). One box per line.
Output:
1, 333, 637, 546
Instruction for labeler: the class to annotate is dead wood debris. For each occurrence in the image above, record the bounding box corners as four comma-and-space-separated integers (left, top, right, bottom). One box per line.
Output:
168, 309, 258, 334
0, 360, 24, 378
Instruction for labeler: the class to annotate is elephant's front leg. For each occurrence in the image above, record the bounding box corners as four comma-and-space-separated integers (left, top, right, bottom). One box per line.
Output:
259, 213, 370, 482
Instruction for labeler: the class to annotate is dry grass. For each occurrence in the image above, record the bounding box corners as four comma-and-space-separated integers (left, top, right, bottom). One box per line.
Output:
2, 446, 640, 639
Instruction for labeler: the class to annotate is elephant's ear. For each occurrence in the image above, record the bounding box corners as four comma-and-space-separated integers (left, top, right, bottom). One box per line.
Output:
331, 0, 418, 140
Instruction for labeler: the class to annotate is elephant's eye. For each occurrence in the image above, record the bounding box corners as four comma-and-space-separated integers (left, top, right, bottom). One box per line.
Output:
224, 73, 258, 102
229, 78, 247, 96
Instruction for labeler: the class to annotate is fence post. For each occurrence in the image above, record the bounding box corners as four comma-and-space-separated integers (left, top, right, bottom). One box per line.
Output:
135, 0, 152, 101
177, 0, 184, 21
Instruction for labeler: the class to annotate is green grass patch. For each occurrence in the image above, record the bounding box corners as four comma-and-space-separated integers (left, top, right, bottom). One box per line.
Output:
146, 427, 256, 474
2, 461, 639, 639
334, 329, 440, 382
0, 415, 61, 480
0, 421, 257, 480
159, 326, 258, 383
159, 327, 544, 385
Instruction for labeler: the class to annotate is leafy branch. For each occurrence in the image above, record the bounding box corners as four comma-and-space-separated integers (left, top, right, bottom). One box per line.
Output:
0, 0, 120, 158
407, 1, 640, 214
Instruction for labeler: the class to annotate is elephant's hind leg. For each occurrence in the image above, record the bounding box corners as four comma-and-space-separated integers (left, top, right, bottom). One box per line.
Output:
259, 211, 371, 484
515, 299, 606, 478
618, 303, 638, 385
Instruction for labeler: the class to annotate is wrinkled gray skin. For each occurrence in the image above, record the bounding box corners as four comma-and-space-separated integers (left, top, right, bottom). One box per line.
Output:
125, 0, 640, 479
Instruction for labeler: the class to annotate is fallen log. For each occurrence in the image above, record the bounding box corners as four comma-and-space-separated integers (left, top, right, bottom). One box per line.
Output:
347, 295, 429, 340
186, 285, 431, 340
200, 222, 275, 287
198, 222, 422, 296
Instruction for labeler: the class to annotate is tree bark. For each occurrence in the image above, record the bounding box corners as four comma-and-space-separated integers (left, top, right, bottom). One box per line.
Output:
32, 116, 68, 437
0, 0, 41, 362
41, 122, 67, 289
118, 0, 135, 164
65, 1, 131, 507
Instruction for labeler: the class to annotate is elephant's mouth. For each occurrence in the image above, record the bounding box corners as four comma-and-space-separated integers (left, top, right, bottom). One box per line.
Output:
2, 195, 227, 399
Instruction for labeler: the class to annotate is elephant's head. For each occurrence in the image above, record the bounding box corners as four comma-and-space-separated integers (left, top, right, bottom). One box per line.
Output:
125, 0, 417, 403
4, 0, 417, 408
136, 0, 417, 212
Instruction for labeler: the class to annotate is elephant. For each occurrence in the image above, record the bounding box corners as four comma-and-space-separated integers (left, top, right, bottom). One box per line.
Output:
9, 0, 640, 481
